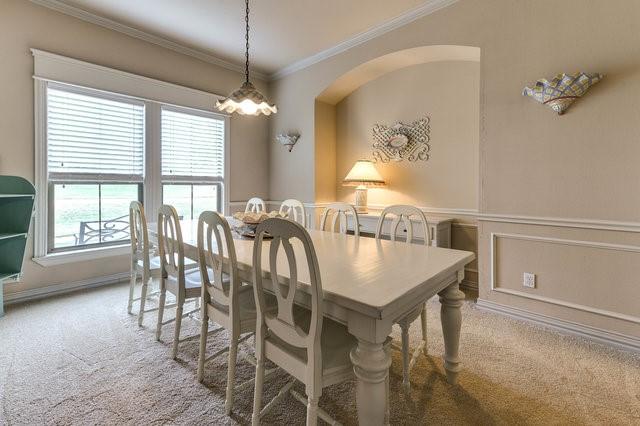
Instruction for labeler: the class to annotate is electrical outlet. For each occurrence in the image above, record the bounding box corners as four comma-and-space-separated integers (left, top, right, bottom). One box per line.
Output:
523, 272, 536, 289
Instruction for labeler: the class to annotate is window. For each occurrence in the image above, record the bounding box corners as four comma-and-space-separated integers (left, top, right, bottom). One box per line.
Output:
46, 85, 144, 252
33, 50, 229, 263
161, 108, 224, 220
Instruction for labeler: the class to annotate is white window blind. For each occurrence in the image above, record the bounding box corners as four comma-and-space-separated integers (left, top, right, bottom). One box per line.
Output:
46, 85, 145, 182
161, 108, 225, 181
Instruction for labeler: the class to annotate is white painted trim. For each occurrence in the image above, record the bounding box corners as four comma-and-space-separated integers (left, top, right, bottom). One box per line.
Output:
479, 213, 640, 233
33, 245, 130, 267
490, 232, 640, 325
28, 0, 267, 81
31, 49, 227, 111
33, 78, 48, 258
4, 272, 129, 305
271, 0, 460, 80
475, 299, 640, 353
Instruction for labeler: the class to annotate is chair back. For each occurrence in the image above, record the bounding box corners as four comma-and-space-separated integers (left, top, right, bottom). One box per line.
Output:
279, 199, 307, 227
375, 204, 431, 245
197, 211, 241, 322
157, 205, 186, 291
245, 197, 266, 213
319, 202, 360, 236
129, 201, 150, 266
253, 218, 323, 353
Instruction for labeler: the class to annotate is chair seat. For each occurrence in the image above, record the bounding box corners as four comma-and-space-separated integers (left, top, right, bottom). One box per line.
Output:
266, 307, 356, 379
165, 268, 204, 298
137, 256, 197, 271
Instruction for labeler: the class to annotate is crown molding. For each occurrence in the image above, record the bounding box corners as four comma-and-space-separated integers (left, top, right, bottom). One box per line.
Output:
29, 0, 268, 81
270, 0, 460, 80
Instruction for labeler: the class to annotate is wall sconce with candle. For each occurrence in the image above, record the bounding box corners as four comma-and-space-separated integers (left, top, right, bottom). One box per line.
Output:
342, 159, 386, 213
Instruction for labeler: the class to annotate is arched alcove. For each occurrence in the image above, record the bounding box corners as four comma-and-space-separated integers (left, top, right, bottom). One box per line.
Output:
316, 45, 480, 105
313, 45, 480, 283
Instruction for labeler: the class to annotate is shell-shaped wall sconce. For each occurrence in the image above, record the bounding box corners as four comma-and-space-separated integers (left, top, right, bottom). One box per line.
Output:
276, 133, 299, 152
523, 72, 603, 115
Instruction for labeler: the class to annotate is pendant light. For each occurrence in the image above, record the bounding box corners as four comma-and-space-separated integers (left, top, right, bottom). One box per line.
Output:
216, 0, 277, 116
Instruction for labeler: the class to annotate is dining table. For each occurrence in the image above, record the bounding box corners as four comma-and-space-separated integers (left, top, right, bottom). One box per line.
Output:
148, 218, 475, 426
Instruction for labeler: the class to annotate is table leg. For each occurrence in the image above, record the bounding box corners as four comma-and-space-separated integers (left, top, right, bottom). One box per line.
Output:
438, 280, 465, 384
350, 339, 391, 426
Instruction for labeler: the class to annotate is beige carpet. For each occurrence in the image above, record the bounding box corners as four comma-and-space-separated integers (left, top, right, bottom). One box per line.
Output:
0, 283, 638, 425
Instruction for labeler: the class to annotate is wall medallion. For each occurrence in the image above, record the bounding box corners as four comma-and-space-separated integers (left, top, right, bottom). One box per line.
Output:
371, 116, 430, 163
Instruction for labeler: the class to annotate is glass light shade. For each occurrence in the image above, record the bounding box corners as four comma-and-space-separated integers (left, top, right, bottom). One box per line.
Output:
216, 81, 277, 116
343, 159, 386, 187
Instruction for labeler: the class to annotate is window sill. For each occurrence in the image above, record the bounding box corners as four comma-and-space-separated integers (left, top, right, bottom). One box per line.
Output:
33, 244, 130, 267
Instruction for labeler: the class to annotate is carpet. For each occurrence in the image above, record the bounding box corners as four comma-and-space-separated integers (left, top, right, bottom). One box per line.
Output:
0, 283, 638, 425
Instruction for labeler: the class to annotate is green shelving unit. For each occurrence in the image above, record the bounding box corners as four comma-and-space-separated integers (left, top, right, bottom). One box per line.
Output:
0, 176, 35, 317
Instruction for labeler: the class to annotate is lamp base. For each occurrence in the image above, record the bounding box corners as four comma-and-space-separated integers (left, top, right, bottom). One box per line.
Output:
354, 186, 368, 214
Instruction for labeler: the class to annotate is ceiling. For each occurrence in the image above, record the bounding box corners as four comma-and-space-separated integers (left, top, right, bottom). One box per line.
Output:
44, 0, 442, 77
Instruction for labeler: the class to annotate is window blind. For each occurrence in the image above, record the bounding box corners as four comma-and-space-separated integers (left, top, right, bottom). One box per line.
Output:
161, 108, 224, 181
46, 86, 145, 182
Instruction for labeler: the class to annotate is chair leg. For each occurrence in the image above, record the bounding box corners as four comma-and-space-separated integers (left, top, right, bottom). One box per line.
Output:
156, 284, 166, 341
127, 267, 136, 314
306, 393, 319, 426
421, 303, 428, 356
401, 322, 410, 391
225, 336, 238, 415
197, 304, 209, 382
252, 335, 265, 426
172, 302, 184, 359
138, 275, 149, 327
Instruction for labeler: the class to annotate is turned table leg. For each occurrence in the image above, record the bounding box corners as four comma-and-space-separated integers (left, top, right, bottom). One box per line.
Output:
350, 339, 391, 426
438, 280, 465, 385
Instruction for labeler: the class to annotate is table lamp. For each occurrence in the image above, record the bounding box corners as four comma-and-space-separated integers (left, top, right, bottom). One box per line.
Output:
342, 159, 386, 213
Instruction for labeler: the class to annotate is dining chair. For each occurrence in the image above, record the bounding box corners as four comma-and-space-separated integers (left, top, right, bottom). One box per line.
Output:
156, 204, 202, 359
245, 197, 266, 213
375, 204, 431, 391
128, 201, 162, 326
278, 199, 306, 227
196, 211, 278, 415
251, 218, 356, 426
319, 202, 360, 236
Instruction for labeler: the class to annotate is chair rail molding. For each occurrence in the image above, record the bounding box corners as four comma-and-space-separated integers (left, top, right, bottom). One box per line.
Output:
490, 232, 640, 325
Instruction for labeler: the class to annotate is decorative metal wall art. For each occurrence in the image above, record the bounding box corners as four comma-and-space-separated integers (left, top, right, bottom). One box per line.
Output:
276, 133, 299, 152
522, 72, 603, 115
371, 116, 430, 163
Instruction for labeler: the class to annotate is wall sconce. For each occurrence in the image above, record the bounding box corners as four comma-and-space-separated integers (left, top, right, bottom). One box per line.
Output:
276, 133, 299, 152
523, 72, 603, 115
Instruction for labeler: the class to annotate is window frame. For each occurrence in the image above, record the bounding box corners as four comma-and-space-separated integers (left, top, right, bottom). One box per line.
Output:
32, 52, 230, 266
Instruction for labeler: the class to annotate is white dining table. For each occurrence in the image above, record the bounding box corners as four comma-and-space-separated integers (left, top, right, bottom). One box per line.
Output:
149, 218, 475, 426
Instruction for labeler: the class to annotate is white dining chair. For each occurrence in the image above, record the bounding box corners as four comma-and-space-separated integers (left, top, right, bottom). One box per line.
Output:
375, 204, 431, 391
279, 199, 306, 227
251, 218, 356, 426
156, 204, 202, 359
245, 197, 266, 213
319, 202, 360, 236
196, 211, 278, 415
128, 201, 162, 325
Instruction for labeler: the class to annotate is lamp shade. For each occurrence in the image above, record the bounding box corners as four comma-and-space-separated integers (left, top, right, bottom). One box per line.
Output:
343, 160, 386, 187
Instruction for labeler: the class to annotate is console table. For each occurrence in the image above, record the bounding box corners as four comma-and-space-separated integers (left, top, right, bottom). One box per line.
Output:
345, 212, 453, 248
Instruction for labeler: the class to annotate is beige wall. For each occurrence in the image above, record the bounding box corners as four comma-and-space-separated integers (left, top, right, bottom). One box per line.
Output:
268, 0, 640, 338
334, 61, 479, 209
1, 0, 269, 297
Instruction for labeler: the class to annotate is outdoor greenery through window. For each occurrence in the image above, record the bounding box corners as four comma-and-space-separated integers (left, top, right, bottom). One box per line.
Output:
44, 83, 226, 254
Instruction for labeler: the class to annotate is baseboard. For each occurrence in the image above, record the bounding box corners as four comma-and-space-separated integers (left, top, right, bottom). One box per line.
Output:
4, 272, 129, 306
475, 299, 640, 353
